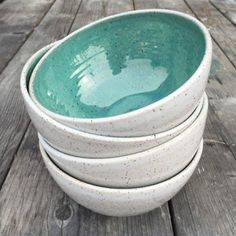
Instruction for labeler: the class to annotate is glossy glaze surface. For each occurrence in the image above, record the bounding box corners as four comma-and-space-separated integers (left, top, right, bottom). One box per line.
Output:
32, 12, 205, 118
22, 44, 207, 158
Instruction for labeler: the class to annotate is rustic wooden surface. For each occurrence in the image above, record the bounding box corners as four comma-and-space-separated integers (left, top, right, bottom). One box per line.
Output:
0, 0, 55, 73
0, 0, 235, 235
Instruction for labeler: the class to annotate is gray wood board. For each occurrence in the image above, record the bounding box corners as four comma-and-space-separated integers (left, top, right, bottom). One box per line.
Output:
210, 0, 236, 26
169, 107, 236, 236
0, 0, 55, 73
0, 0, 83, 188
0, 125, 65, 235
133, 0, 158, 9
184, 0, 236, 67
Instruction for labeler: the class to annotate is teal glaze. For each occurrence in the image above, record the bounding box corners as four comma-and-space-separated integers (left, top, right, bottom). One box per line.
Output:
33, 12, 205, 118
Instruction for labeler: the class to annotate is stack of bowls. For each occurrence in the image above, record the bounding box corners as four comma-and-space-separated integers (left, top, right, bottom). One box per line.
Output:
20, 9, 212, 216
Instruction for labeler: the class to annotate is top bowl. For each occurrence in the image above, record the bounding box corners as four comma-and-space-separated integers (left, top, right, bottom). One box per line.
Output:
29, 9, 212, 137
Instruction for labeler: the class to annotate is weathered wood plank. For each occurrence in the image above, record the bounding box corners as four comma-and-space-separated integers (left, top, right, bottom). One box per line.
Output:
133, 0, 158, 9
210, 0, 236, 26
0, 125, 65, 235
63, 199, 173, 236
184, 0, 236, 67
71, 0, 134, 31
169, 108, 236, 236
0, 0, 82, 188
0, 0, 55, 73
210, 97, 236, 158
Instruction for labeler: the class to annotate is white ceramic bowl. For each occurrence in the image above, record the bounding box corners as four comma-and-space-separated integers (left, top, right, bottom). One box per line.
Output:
39, 139, 203, 216
39, 93, 207, 188
21, 44, 203, 158
29, 9, 212, 137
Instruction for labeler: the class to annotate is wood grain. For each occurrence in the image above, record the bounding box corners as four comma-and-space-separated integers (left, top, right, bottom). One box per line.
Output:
169, 108, 236, 236
0, 125, 65, 235
210, 0, 236, 26
0, 0, 55, 73
0, 0, 82, 188
133, 0, 158, 9
71, 0, 133, 31
184, 0, 236, 67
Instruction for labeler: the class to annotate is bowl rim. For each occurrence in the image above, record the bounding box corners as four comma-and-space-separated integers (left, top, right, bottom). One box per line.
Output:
39, 139, 203, 191
29, 9, 212, 123
21, 43, 206, 143
38, 92, 207, 160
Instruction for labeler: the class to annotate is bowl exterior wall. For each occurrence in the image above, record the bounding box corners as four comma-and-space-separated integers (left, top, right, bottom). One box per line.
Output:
40, 94, 207, 188
21, 42, 204, 158
39, 140, 203, 216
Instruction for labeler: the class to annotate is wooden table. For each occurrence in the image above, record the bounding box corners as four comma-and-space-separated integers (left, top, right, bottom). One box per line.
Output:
0, 0, 235, 235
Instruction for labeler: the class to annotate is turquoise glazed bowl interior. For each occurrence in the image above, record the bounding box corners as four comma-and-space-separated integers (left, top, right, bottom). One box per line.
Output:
31, 11, 206, 119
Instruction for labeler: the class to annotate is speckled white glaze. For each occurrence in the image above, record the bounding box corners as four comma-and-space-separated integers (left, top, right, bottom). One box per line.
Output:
29, 9, 212, 137
39, 93, 207, 188
21, 44, 204, 158
39, 140, 203, 216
